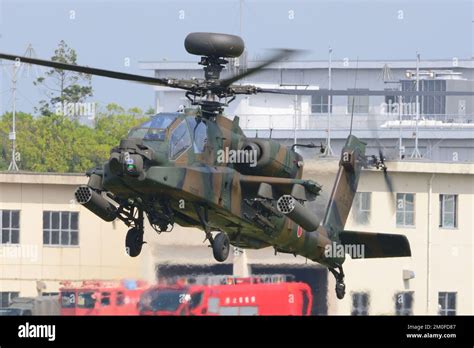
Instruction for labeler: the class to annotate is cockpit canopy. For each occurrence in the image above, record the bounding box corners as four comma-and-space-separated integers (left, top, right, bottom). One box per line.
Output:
127, 112, 209, 161
128, 113, 179, 141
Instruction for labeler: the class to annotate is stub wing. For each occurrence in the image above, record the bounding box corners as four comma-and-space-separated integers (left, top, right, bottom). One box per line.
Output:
339, 231, 411, 258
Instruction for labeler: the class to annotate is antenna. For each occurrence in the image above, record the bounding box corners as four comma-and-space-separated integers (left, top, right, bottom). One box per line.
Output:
7, 62, 19, 171
349, 57, 359, 136
4, 44, 40, 171
410, 52, 422, 159
323, 46, 334, 156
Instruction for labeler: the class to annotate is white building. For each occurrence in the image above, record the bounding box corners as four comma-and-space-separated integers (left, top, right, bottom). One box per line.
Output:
140, 58, 474, 162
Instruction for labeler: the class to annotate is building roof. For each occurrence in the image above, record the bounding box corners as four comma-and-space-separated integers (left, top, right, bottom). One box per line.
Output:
1, 160, 472, 184
0, 172, 87, 185
140, 58, 473, 71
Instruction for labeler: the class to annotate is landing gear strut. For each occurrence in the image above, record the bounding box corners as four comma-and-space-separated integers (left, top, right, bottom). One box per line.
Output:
194, 204, 230, 262
120, 206, 145, 257
329, 266, 346, 300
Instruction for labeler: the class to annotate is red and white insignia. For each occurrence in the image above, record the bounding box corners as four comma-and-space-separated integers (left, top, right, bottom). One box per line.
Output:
297, 226, 303, 238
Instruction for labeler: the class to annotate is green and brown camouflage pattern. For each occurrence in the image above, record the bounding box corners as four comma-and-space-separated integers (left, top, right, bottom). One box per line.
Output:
99, 109, 410, 268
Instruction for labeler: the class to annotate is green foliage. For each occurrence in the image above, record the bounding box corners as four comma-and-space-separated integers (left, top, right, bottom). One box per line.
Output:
0, 104, 152, 173
33, 40, 93, 116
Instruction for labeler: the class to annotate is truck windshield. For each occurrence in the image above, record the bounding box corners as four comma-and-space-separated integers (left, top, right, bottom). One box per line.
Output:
128, 113, 178, 141
61, 291, 76, 308
77, 291, 96, 309
141, 289, 183, 312
0, 308, 23, 316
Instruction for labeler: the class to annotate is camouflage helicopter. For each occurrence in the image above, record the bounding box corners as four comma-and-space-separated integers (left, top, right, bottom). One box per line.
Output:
0, 33, 411, 299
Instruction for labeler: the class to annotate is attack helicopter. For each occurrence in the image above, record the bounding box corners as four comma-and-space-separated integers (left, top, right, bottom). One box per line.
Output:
0, 32, 412, 299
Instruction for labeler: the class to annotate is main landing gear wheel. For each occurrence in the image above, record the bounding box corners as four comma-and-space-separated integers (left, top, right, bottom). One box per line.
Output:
125, 227, 144, 257
329, 266, 346, 300
212, 232, 230, 262
335, 282, 346, 300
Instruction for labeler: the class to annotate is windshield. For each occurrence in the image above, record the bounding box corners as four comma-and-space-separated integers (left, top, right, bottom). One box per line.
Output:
61, 291, 76, 308
128, 113, 178, 141
140, 289, 184, 312
77, 291, 96, 309
0, 308, 23, 316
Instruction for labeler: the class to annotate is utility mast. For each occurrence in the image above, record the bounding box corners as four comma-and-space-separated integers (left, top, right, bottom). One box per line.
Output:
411, 52, 422, 159
5, 44, 39, 171
7, 61, 19, 171
323, 46, 334, 156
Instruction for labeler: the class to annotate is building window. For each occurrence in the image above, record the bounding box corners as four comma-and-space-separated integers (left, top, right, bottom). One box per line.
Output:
351, 292, 369, 315
43, 211, 79, 246
384, 89, 398, 114
353, 192, 371, 225
0, 291, 19, 308
311, 92, 331, 114
401, 79, 446, 116
438, 292, 456, 316
347, 89, 369, 114
396, 193, 415, 227
1, 210, 20, 244
395, 292, 414, 315
421, 80, 446, 115
439, 194, 457, 228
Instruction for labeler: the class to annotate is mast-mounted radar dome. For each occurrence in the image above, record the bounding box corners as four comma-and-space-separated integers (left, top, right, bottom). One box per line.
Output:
184, 32, 245, 58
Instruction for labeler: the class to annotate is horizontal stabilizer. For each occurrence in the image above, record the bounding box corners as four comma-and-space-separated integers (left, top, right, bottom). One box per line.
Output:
339, 231, 411, 258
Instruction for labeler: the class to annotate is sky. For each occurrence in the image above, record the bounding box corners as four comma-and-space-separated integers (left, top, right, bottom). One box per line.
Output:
0, 0, 472, 115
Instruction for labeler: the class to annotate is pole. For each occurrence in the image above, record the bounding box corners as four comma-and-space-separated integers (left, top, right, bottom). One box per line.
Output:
324, 46, 334, 156
8, 62, 19, 172
294, 85, 297, 144
411, 52, 421, 158
399, 94, 403, 159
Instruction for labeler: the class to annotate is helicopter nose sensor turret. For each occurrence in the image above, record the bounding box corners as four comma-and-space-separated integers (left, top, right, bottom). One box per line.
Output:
108, 139, 156, 180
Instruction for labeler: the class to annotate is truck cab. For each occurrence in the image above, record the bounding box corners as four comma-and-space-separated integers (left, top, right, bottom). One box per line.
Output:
139, 275, 313, 316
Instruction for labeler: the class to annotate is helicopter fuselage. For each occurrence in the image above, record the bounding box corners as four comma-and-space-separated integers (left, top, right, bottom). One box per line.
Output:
99, 109, 344, 267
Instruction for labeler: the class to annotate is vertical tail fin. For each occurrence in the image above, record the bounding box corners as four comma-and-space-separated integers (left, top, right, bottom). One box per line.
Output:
322, 135, 366, 239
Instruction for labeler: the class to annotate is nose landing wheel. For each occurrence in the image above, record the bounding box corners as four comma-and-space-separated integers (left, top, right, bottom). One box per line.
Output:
122, 207, 145, 257
329, 266, 346, 300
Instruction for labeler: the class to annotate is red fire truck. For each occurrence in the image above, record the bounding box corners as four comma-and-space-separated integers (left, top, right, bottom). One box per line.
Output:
139, 275, 312, 316
59, 279, 147, 315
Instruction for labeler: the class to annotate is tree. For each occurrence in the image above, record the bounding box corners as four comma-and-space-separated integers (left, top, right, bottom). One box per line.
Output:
0, 103, 148, 173
34, 40, 93, 116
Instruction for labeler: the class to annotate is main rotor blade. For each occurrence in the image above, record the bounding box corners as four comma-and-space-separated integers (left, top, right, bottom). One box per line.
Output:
220, 49, 301, 87
0, 53, 171, 87
257, 88, 474, 96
